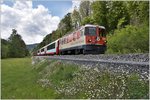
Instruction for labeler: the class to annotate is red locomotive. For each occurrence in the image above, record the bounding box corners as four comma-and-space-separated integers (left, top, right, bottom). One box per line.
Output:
36, 24, 107, 55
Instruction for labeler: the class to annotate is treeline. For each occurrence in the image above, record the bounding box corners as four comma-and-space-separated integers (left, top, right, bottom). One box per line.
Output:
34, 1, 149, 53
1, 29, 29, 59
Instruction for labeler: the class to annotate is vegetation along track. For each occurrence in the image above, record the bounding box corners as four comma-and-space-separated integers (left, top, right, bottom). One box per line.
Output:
33, 53, 149, 80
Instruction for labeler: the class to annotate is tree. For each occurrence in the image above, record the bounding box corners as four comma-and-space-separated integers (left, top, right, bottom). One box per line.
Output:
59, 13, 73, 35
8, 29, 29, 58
126, 1, 149, 26
91, 1, 130, 32
71, 7, 81, 29
92, 1, 108, 27
79, 1, 91, 19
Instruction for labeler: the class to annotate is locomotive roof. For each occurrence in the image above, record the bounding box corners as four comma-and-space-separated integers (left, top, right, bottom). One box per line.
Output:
98, 26, 105, 29
84, 24, 97, 27
84, 24, 105, 29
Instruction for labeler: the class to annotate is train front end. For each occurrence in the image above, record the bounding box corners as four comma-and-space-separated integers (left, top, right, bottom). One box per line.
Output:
83, 25, 107, 54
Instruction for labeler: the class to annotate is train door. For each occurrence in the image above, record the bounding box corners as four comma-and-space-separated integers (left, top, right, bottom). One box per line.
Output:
56, 40, 59, 55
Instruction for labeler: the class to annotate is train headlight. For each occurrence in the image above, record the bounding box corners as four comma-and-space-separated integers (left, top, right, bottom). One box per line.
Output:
88, 39, 92, 42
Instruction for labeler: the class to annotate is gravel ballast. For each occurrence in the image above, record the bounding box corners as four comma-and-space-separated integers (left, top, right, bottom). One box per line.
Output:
33, 53, 149, 80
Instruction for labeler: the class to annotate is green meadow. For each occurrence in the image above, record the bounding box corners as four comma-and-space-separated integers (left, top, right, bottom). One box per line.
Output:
1, 58, 58, 99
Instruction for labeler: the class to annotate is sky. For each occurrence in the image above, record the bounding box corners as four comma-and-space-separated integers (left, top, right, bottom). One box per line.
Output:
1, 0, 80, 44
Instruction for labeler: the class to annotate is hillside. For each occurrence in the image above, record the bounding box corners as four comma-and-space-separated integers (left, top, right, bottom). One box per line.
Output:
26, 43, 39, 51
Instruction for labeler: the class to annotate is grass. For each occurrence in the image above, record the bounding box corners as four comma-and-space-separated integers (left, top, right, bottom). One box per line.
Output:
1, 57, 149, 99
1, 58, 58, 99
49, 62, 79, 86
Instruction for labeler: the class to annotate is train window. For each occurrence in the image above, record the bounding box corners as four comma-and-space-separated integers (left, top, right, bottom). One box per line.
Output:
62, 38, 64, 44
99, 28, 106, 37
85, 27, 96, 36
80, 29, 84, 36
65, 38, 67, 44
47, 43, 55, 50
63, 38, 65, 44
60, 39, 63, 45
41, 48, 44, 52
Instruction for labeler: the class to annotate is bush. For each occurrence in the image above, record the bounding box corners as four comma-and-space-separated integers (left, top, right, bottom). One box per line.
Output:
106, 24, 149, 54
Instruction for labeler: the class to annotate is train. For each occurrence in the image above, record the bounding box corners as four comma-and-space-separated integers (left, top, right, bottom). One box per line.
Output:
35, 24, 107, 56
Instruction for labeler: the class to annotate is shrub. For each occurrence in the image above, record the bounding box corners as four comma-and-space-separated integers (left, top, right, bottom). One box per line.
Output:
106, 24, 149, 54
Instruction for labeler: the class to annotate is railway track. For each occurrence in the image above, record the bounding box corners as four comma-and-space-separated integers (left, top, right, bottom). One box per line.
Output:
43, 56, 149, 66
33, 53, 149, 79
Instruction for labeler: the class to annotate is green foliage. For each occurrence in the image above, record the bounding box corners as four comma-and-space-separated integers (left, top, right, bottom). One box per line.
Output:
79, 1, 91, 19
33, 59, 79, 86
1, 29, 29, 58
107, 1, 129, 31
117, 17, 127, 29
71, 8, 81, 28
107, 24, 149, 54
91, 1, 108, 29
1, 39, 9, 58
91, 1, 130, 31
127, 74, 149, 98
81, 16, 94, 25
60, 13, 73, 34
8, 29, 29, 58
49, 62, 79, 85
126, 1, 149, 25
33, 59, 50, 72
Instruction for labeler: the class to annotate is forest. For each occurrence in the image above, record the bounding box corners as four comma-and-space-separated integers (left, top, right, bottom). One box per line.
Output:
33, 1, 149, 54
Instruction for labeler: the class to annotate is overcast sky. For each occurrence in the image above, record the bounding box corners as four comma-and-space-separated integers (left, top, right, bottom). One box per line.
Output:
1, 0, 80, 44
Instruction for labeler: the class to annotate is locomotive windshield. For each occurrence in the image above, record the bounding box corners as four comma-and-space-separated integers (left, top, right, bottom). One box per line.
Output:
84, 27, 96, 36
